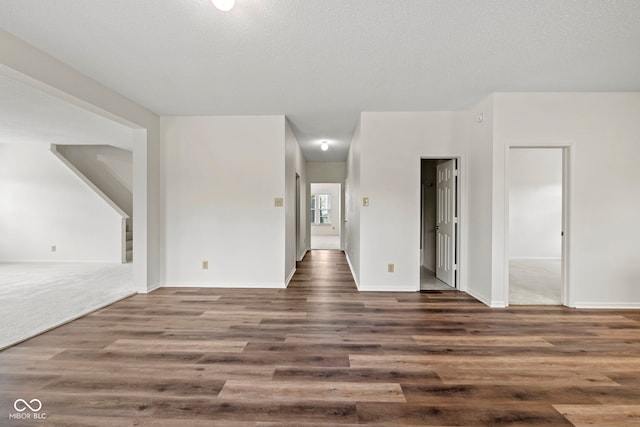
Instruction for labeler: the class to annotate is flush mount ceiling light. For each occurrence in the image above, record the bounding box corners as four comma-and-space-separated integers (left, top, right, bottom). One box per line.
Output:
212, 0, 235, 11
320, 141, 329, 151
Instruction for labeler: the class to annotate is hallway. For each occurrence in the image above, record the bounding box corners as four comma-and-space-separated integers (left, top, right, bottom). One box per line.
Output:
289, 249, 356, 292
0, 250, 639, 425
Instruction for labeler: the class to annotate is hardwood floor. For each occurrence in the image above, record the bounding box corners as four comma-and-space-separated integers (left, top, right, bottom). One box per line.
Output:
1, 249, 639, 426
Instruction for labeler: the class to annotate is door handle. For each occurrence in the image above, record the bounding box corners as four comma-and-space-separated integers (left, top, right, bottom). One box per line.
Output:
434, 226, 439, 230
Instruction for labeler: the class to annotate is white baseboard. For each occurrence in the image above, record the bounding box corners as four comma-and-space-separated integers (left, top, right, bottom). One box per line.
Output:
0, 259, 122, 263
490, 300, 507, 308
574, 302, 640, 309
297, 250, 308, 262
141, 282, 161, 294
345, 253, 360, 290
161, 282, 287, 289
285, 268, 296, 287
509, 257, 561, 261
358, 283, 416, 292
465, 288, 498, 307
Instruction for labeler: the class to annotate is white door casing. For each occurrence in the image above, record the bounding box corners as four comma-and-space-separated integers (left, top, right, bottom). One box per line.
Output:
436, 159, 457, 286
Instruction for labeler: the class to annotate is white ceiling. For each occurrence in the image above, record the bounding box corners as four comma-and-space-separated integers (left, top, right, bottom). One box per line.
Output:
1, 0, 639, 161
0, 75, 133, 150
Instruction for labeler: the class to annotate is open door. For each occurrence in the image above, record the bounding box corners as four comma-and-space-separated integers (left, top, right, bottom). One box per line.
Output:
436, 159, 457, 286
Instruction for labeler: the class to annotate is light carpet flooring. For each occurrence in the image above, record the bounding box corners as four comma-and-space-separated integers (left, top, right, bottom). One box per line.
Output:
509, 258, 562, 305
420, 267, 455, 290
0, 262, 134, 349
310, 234, 341, 250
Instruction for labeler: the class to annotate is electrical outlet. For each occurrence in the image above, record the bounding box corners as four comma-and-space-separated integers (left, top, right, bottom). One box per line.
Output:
51, 245, 56, 252
274, 198, 284, 207
202, 260, 209, 270
388, 263, 394, 273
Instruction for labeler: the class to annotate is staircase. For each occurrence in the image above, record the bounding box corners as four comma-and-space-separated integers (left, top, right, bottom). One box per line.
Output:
126, 219, 133, 263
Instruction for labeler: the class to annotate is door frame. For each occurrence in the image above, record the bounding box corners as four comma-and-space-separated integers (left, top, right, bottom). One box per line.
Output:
309, 182, 343, 250
295, 173, 301, 259
503, 143, 573, 306
419, 156, 464, 291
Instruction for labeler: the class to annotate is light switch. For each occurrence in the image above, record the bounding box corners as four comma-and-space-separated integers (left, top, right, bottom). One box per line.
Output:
388, 263, 395, 273
202, 260, 209, 270
363, 197, 369, 207
274, 198, 284, 207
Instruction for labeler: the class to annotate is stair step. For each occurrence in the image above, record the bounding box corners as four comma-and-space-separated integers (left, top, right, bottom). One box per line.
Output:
126, 241, 133, 250
126, 249, 133, 262
126, 231, 133, 240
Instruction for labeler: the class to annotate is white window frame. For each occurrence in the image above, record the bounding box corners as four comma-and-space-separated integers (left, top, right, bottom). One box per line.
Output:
311, 194, 331, 224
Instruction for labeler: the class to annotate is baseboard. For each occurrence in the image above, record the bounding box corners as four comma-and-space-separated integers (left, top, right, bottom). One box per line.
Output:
574, 302, 640, 309
0, 259, 123, 263
142, 282, 162, 294
285, 267, 296, 287
509, 257, 561, 261
161, 282, 287, 289
297, 250, 308, 262
465, 287, 499, 307
345, 253, 360, 290
358, 283, 416, 292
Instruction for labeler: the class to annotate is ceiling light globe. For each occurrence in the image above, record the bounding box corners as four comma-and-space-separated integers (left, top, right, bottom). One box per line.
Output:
212, 0, 235, 12
320, 142, 329, 151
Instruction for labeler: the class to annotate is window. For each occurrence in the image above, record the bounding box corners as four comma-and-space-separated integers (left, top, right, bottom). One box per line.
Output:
311, 194, 331, 224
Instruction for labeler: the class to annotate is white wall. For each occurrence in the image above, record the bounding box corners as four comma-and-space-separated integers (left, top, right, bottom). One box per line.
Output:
0, 143, 122, 262
295, 129, 308, 261
56, 145, 133, 216
161, 115, 287, 287
1, 29, 160, 292
307, 162, 346, 183
285, 119, 307, 279
358, 112, 465, 291
509, 148, 562, 259
310, 183, 341, 236
461, 96, 498, 305
345, 122, 361, 286
494, 92, 640, 307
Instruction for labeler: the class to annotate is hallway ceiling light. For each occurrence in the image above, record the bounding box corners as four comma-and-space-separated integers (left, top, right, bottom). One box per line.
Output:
320, 141, 329, 151
212, 0, 235, 12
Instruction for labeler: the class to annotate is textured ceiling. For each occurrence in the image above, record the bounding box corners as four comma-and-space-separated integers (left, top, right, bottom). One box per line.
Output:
1, 0, 640, 161
0, 75, 133, 150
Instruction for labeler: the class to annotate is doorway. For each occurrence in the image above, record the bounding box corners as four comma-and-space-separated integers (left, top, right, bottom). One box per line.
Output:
420, 158, 459, 290
507, 147, 566, 305
0, 73, 140, 349
310, 183, 341, 250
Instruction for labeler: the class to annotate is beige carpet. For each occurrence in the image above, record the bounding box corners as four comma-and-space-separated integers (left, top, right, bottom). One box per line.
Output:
509, 259, 561, 305
0, 262, 135, 349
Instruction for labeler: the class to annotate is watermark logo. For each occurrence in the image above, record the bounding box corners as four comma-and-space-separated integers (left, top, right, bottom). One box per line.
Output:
8, 399, 46, 421
14, 399, 42, 412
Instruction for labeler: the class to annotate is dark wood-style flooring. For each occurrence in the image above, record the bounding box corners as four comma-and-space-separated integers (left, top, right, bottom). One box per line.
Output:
1, 250, 640, 426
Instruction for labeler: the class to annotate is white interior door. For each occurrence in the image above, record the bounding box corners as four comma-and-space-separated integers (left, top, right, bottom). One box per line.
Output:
436, 159, 457, 286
